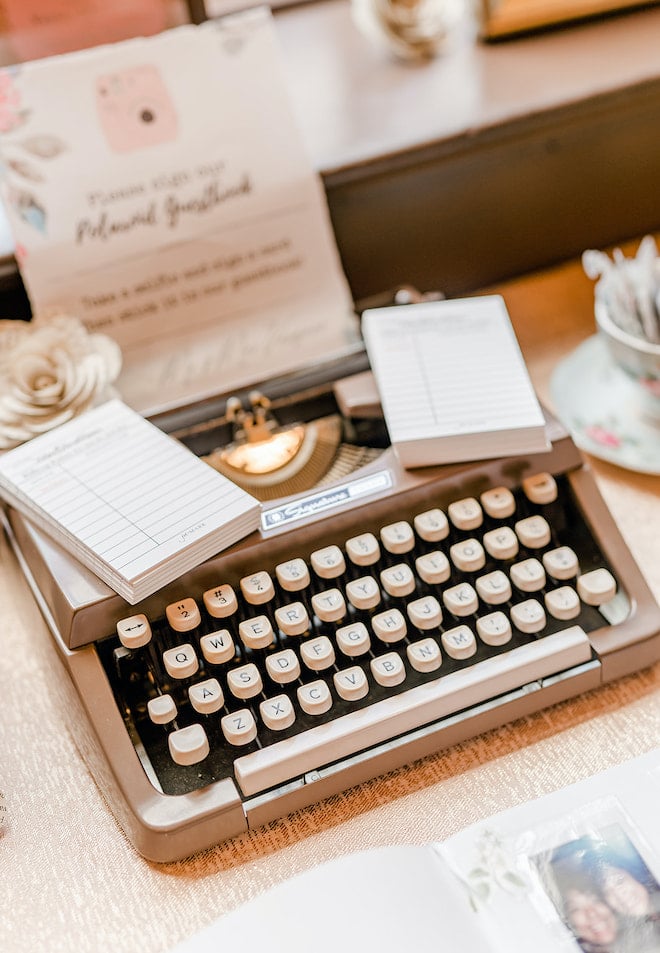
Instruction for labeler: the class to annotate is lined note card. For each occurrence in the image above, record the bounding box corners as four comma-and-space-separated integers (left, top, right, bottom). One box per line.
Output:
0, 400, 260, 602
362, 296, 549, 468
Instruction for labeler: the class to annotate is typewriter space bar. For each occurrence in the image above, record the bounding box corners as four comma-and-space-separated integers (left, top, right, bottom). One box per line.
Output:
234, 626, 592, 797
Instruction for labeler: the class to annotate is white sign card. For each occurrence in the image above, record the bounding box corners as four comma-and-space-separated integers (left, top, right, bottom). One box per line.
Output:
0, 9, 357, 414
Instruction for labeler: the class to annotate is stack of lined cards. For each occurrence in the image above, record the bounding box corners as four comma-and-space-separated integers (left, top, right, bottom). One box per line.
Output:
362, 295, 550, 468
0, 399, 260, 603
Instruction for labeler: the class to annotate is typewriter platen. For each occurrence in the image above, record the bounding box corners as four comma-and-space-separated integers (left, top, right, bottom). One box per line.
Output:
5, 309, 660, 862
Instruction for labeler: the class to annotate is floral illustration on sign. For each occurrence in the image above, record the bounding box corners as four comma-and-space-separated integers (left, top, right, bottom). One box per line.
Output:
0, 67, 67, 235
459, 830, 530, 912
0, 70, 23, 132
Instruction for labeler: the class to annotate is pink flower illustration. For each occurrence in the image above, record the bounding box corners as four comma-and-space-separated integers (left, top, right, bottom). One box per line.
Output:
0, 71, 21, 133
584, 424, 621, 448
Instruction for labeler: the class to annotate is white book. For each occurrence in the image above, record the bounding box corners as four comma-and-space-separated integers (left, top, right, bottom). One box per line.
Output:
172, 748, 660, 953
0, 399, 260, 603
362, 296, 550, 468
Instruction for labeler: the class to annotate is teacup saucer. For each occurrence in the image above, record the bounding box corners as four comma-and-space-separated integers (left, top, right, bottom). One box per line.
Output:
550, 335, 660, 474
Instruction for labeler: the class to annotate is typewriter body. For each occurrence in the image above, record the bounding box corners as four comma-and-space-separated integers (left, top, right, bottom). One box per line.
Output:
5, 300, 660, 863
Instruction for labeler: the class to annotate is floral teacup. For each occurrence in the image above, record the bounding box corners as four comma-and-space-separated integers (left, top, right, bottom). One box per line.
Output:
595, 299, 660, 408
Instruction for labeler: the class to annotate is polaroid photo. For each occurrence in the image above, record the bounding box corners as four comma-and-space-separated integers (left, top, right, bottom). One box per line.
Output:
517, 797, 660, 953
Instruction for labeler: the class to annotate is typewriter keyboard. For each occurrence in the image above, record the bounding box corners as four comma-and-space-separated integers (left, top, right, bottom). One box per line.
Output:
99, 471, 622, 799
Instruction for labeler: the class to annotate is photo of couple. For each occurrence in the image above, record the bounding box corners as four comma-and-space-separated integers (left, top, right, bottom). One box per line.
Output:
536, 822, 660, 953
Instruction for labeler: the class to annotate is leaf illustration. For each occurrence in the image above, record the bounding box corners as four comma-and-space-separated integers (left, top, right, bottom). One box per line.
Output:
8, 187, 46, 233
499, 870, 528, 890
20, 134, 66, 159
7, 158, 44, 182
471, 881, 490, 901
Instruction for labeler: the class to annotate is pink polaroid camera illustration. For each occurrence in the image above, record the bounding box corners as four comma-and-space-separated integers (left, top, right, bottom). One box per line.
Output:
95, 64, 178, 153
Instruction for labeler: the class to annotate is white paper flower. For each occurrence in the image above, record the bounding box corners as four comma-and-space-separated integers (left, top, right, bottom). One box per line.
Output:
0, 316, 122, 450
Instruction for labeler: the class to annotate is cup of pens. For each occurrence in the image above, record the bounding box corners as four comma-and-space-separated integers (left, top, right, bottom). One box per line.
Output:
583, 236, 660, 415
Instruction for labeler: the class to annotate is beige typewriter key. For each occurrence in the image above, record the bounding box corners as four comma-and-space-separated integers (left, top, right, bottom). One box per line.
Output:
189, 678, 224, 715
275, 558, 311, 592
522, 472, 558, 505
371, 652, 406, 688
227, 663, 263, 699
415, 550, 451, 585
346, 576, 381, 611
407, 637, 442, 673
260, 694, 296, 732
577, 568, 617, 606
380, 563, 416, 598
511, 599, 546, 634
514, 515, 551, 549
336, 622, 371, 657
476, 570, 512, 605
163, 644, 199, 679
221, 709, 257, 746
414, 508, 449, 543
407, 595, 442, 630
117, 614, 152, 649
234, 629, 593, 797
510, 558, 546, 592
334, 666, 369, 701
311, 588, 346, 623
476, 611, 512, 646
372, 608, 407, 643
480, 486, 516, 520
443, 583, 478, 617
200, 629, 235, 665
345, 532, 381, 567
147, 694, 177, 725
274, 602, 310, 637
300, 636, 336, 671
543, 546, 579, 581
545, 586, 581, 621
310, 545, 346, 579
202, 584, 238, 619
483, 527, 519, 561
297, 679, 333, 716
166, 598, 201, 632
380, 520, 415, 555
449, 539, 486, 573
441, 625, 477, 660
239, 615, 275, 650
266, 649, 301, 684
240, 571, 275, 606
168, 724, 210, 766
448, 497, 483, 531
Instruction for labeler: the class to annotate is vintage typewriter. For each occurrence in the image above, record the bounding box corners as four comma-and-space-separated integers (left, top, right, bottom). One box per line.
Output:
4, 291, 660, 862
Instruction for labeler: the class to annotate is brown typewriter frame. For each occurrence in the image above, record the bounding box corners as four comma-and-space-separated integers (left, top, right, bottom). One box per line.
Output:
5, 401, 660, 861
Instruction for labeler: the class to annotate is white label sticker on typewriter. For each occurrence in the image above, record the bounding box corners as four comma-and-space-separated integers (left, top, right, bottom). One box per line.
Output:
262, 469, 394, 532
0, 8, 355, 415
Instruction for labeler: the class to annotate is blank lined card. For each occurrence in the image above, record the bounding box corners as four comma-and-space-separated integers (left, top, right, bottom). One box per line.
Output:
362, 296, 550, 468
0, 399, 260, 603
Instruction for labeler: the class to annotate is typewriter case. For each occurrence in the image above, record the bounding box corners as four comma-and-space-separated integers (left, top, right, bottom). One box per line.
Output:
4, 291, 660, 863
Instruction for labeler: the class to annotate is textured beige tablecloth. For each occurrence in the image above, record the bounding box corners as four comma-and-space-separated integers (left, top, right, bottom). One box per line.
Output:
2, 255, 660, 953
